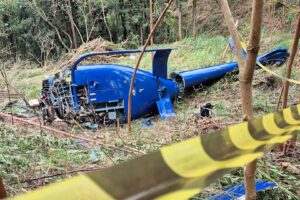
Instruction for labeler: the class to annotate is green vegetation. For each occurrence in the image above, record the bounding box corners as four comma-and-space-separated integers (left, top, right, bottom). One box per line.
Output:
119, 35, 234, 72
0, 0, 298, 66
0, 123, 109, 195
0, 0, 300, 199
0, 0, 185, 65
1, 33, 299, 198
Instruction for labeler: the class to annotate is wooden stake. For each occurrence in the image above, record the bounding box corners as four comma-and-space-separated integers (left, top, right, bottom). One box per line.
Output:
127, 0, 175, 132
219, 0, 264, 199
241, 1, 264, 199
282, 15, 300, 109
279, 15, 300, 153
0, 178, 7, 199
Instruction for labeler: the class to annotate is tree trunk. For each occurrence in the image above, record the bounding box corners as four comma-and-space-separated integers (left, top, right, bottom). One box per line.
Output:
282, 16, 300, 109
279, 15, 300, 153
29, 2, 71, 51
219, 0, 264, 199
119, 0, 127, 40
178, 4, 183, 40
192, 0, 197, 37
67, 0, 77, 49
100, 0, 113, 42
218, 1, 245, 69
150, 0, 154, 47
150, 0, 154, 58
242, 2, 264, 199
140, 25, 143, 45
0, 65, 14, 125
128, 0, 175, 132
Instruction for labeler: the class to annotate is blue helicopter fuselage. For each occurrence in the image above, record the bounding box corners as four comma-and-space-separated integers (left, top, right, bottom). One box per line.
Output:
74, 64, 179, 120
40, 47, 289, 125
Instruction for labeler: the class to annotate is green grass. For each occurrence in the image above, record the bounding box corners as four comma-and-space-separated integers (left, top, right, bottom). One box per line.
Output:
0, 66, 59, 99
1, 33, 299, 199
118, 35, 234, 73
0, 123, 110, 195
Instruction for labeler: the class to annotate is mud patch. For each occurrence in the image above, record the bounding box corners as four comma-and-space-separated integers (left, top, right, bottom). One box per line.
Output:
254, 75, 281, 90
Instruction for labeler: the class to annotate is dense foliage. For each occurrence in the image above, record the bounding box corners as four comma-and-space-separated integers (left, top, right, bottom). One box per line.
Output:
0, 0, 184, 65
0, 0, 298, 65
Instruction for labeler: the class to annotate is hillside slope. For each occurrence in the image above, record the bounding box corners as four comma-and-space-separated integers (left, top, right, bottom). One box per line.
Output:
1, 32, 299, 198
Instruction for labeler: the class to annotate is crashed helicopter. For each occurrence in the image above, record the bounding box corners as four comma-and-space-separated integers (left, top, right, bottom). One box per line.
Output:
39, 44, 289, 126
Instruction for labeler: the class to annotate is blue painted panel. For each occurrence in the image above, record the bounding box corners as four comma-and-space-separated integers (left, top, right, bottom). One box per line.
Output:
70, 49, 173, 111
152, 49, 171, 79
174, 62, 238, 89
257, 46, 290, 65
228, 37, 247, 58
156, 94, 176, 120
210, 180, 277, 200
73, 63, 179, 120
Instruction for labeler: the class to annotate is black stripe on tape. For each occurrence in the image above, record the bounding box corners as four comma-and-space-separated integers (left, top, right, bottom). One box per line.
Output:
200, 129, 248, 161
274, 111, 289, 128
150, 168, 235, 199
291, 106, 300, 120
86, 152, 179, 200
248, 118, 273, 141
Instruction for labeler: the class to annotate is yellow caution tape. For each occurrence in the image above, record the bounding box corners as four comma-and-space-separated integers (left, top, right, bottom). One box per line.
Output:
256, 61, 300, 85
239, 38, 300, 85
11, 105, 300, 200
238, 33, 247, 48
